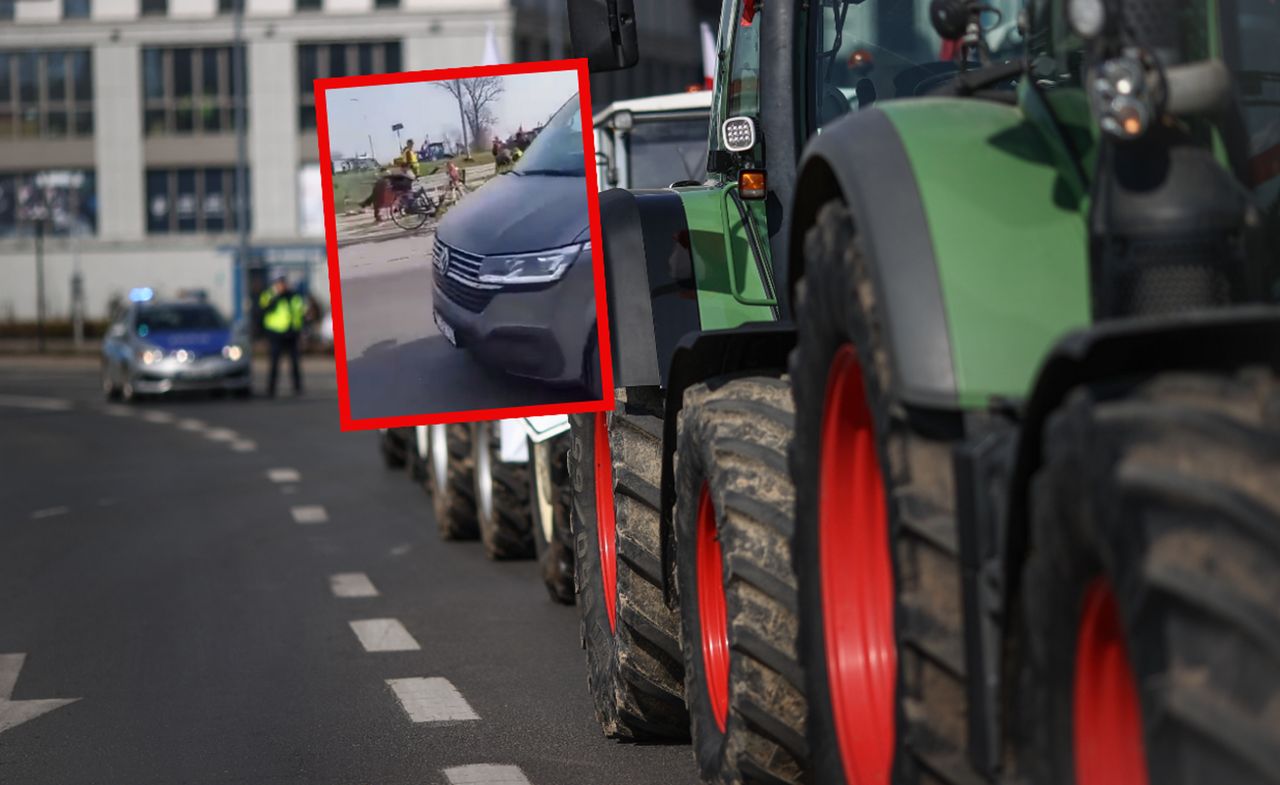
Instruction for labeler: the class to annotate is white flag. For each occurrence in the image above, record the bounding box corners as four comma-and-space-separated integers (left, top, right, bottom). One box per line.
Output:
482, 22, 502, 66
701, 22, 716, 90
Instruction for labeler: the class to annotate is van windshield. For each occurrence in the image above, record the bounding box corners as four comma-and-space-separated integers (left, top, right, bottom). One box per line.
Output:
512, 94, 585, 177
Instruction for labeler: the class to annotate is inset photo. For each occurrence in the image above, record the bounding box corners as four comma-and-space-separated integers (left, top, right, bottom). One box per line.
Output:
315, 61, 612, 429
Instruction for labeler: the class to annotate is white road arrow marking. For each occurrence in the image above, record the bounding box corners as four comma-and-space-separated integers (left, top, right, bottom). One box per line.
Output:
0, 653, 79, 735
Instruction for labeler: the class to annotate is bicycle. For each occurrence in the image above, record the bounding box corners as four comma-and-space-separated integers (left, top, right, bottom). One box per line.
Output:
389, 184, 438, 231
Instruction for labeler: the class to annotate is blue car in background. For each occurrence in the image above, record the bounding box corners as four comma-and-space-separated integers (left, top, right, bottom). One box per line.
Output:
101, 292, 251, 402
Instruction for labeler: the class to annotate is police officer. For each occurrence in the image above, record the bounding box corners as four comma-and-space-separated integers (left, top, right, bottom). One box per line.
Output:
259, 273, 306, 397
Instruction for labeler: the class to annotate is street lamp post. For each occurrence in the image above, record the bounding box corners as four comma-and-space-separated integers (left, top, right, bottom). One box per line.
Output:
232, 0, 250, 322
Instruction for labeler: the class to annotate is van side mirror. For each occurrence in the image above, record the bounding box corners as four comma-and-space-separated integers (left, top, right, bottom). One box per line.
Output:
567, 0, 639, 72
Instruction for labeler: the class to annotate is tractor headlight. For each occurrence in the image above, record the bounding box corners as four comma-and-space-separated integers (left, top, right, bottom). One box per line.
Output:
222, 344, 244, 362
1090, 55, 1155, 140
477, 241, 588, 285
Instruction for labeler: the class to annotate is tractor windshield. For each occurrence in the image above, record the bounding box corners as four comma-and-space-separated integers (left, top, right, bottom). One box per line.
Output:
809, 0, 1025, 133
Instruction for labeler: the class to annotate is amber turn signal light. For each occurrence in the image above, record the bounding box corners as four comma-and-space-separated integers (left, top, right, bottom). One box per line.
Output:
739, 170, 766, 200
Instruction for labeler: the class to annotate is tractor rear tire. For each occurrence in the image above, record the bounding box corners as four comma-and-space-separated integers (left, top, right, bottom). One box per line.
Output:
789, 202, 977, 785
569, 393, 689, 740
674, 376, 808, 785
473, 421, 535, 560
427, 423, 479, 541
531, 433, 575, 604
1015, 369, 1280, 785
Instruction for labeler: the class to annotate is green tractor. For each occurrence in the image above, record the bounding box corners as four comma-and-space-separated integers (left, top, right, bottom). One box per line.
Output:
570, 0, 1280, 783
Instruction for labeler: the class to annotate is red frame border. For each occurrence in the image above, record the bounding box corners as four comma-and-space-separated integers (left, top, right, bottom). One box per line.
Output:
313, 58, 615, 431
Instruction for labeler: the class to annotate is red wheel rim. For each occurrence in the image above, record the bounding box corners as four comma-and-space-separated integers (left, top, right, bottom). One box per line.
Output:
696, 483, 730, 732
1073, 578, 1149, 785
820, 344, 896, 785
593, 411, 619, 633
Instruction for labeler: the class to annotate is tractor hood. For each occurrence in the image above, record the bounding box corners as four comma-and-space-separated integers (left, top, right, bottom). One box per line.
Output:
435, 173, 589, 256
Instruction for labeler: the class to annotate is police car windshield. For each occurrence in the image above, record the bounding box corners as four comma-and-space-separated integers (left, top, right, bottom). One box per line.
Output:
137, 304, 226, 333
512, 94, 584, 177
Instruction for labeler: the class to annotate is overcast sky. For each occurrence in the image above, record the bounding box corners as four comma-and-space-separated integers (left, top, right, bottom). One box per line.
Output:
324, 70, 579, 162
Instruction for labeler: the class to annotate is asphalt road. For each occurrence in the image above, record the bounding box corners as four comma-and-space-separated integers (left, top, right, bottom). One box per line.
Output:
337, 233, 586, 421
0, 356, 697, 785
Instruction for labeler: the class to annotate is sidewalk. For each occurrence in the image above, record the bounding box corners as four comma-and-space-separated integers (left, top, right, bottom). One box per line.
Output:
334, 209, 436, 247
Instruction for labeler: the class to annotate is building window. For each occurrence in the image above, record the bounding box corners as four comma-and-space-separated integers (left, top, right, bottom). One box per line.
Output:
140, 0, 167, 15
0, 2, 13, 21
0, 49, 93, 139
146, 167, 249, 234
296, 0, 320, 11
374, 0, 399, 8
63, 0, 91, 18
0, 170, 98, 238
217, 0, 235, 13
142, 46, 245, 135
297, 41, 401, 130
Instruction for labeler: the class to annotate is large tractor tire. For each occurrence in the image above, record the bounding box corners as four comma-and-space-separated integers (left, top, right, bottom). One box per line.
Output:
789, 202, 977, 785
426, 423, 479, 541
674, 376, 808, 784
472, 421, 535, 560
1014, 369, 1280, 785
569, 394, 689, 740
530, 433, 575, 604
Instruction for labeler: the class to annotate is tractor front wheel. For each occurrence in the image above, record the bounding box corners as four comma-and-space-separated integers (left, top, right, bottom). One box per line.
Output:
674, 376, 808, 784
427, 423, 479, 540
530, 433, 575, 604
1015, 369, 1280, 785
790, 202, 975, 785
569, 397, 689, 740
472, 421, 535, 560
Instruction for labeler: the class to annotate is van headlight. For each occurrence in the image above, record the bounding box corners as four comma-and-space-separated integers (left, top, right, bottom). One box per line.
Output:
477, 241, 588, 285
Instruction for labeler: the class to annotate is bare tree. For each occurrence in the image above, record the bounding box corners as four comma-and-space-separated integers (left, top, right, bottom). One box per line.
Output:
434, 79, 471, 155
461, 77, 504, 152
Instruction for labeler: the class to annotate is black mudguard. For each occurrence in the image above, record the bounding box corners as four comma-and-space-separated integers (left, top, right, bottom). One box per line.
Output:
656, 324, 797, 604
1005, 305, 1280, 599
787, 108, 959, 408
596, 187, 702, 388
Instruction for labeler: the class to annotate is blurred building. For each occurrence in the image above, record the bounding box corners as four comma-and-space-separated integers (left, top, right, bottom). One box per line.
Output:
0, 0, 525, 323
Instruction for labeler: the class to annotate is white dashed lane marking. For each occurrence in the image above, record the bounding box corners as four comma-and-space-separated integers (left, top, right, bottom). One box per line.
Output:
290, 505, 328, 524
30, 507, 69, 520
230, 440, 257, 453
176, 418, 207, 432
444, 764, 532, 785
204, 428, 237, 442
140, 411, 174, 424
0, 395, 73, 412
349, 619, 420, 652
386, 677, 479, 723
329, 573, 379, 598
101, 405, 133, 417
267, 468, 301, 483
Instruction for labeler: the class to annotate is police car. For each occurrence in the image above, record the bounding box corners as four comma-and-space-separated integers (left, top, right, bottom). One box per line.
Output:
101, 289, 251, 402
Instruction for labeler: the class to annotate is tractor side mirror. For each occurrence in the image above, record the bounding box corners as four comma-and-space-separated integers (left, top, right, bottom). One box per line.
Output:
567, 0, 639, 72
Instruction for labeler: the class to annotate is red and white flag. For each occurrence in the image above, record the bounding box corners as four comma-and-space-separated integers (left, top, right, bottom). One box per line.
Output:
700, 22, 716, 90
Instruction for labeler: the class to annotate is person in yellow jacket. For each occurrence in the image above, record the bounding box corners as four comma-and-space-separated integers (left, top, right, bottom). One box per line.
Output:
259, 274, 306, 397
